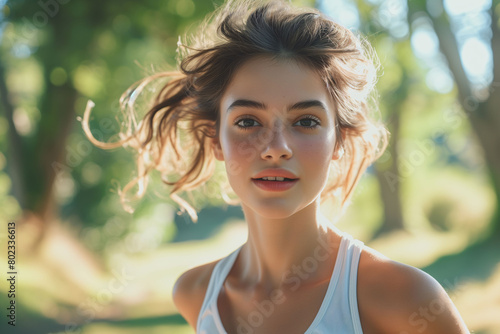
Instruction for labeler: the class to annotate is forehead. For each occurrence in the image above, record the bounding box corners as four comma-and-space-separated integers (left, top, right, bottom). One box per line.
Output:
220, 57, 335, 113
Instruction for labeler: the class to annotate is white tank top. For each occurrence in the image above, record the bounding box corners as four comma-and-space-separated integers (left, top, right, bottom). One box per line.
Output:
196, 232, 365, 333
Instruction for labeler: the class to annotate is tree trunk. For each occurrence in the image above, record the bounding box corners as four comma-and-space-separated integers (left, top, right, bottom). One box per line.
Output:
30, 82, 79, 246
373, 108, 405, 237
469, 101, 500, 237
424, 0, 500, 238
3, 4, 80, 249
0, 59, 26, 209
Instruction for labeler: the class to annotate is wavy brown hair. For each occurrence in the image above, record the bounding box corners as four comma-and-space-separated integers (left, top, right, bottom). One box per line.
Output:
83, 0, 389, 223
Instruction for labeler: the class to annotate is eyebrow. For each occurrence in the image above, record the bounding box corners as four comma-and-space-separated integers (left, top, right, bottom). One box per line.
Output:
226, 99, 327, 113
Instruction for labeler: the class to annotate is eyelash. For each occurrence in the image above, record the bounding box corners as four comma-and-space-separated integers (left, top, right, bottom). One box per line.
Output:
234, 115, 321, 130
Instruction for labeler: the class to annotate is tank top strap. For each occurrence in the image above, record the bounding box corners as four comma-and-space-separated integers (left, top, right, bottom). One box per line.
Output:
348, 236, 365, 333
196, 245, 243, 332
306, 232, 365, 334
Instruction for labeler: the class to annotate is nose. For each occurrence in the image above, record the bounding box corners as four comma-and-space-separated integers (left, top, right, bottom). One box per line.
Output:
260, 121, 293, 161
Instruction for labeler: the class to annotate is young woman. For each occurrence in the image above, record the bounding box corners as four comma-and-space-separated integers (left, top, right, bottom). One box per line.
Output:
84, 0, 470, 333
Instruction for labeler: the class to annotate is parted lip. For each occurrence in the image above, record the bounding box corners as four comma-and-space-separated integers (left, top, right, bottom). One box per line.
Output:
251, 168, 299, 180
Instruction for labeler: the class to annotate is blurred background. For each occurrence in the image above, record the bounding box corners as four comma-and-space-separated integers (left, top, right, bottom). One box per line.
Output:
0, 0, 499, 333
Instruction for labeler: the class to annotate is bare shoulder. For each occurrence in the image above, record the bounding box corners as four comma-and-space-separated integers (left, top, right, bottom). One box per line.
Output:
356, 245, 470, 334
172, 260, 219, 331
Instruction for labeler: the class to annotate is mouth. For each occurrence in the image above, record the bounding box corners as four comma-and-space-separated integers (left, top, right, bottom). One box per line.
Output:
251, 177, 299, 192
252, 177, 298, 182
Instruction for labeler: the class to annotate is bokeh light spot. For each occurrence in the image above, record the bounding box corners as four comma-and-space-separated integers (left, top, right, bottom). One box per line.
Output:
50, 67, 67, 86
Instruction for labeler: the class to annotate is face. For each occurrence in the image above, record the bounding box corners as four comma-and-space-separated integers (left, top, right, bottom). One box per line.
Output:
213, 57, 342, 219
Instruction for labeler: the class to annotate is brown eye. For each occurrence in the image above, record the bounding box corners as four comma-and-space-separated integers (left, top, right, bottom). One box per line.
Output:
294, 116, 320, 129
235, 118, 260, 130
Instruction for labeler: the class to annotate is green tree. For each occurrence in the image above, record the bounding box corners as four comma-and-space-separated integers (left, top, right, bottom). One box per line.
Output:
0, 0, 224, 249
407, 0, 500, 238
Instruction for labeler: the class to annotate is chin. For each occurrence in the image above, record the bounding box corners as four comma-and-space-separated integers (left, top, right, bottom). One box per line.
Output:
244, 200, 305, 219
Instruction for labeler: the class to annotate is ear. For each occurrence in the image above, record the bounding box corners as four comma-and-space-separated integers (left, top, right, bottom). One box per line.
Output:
332, 130, 346, 161
332, 145, 344, 160
212, 136, 224, 161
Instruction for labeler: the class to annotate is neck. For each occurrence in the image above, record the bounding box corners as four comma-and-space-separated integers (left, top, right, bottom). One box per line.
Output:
237, 199, 343, 292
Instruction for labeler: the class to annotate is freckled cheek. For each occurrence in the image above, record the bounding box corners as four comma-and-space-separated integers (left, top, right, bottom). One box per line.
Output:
221, 131, 259, 161
295, 138, 334, 168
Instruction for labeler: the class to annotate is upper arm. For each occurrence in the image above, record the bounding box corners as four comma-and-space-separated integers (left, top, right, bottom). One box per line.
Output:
357, 252, 470, 334
172, 263, 215, 331
395, 267, 470, 334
